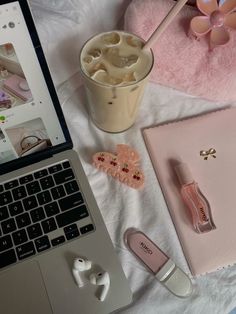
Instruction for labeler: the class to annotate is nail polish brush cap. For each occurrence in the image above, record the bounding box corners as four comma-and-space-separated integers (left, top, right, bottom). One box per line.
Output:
124, 228, 193, 298
174, 163, 193, 186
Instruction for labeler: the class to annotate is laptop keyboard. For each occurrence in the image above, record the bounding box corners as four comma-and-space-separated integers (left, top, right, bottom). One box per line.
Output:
0, 160, 95, 269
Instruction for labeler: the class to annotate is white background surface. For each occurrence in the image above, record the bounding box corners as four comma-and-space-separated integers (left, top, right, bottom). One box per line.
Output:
30, 1, 236, 313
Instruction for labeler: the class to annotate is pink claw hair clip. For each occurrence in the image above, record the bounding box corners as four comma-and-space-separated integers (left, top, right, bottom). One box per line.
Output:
93, 144, 144, 189
190, 0, 236, 50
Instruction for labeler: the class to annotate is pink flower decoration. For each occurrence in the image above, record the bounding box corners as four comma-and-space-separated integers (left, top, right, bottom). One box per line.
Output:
190, 0, 236, 49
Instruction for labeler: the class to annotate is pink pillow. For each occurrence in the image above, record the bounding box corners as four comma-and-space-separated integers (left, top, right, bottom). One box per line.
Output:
124, 0, 236, 103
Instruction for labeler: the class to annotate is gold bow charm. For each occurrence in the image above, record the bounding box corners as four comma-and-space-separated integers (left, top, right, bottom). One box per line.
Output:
200, 148, 216, 160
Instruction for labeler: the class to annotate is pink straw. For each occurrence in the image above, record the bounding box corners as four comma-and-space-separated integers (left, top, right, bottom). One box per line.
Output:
143, 0, 189, 50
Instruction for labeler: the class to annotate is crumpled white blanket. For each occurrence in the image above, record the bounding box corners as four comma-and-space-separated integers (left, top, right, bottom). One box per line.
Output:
30, 1, 236, 313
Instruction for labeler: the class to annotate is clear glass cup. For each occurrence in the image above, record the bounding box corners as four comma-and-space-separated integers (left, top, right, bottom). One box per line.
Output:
79, 31, 154, 133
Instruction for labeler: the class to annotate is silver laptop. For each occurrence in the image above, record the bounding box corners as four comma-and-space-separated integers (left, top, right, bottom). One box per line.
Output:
0, 1, 132, 313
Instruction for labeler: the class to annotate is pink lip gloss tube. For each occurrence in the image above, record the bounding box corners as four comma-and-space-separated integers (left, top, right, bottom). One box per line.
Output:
124, 228, 193, 298
174, 162, 216, 233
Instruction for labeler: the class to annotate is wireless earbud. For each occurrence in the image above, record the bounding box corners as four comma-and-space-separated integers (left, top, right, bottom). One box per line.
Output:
89, 271, 110, 302
72, 257, 92, 287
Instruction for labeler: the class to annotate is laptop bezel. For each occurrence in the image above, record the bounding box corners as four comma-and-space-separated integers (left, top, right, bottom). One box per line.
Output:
0, 0, 73, 176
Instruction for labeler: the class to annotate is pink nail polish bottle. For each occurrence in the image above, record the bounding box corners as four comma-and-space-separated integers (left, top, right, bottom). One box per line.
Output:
174, 163, 216, 233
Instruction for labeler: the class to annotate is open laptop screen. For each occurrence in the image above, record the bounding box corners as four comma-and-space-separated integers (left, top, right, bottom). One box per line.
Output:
0, 1, 70, 168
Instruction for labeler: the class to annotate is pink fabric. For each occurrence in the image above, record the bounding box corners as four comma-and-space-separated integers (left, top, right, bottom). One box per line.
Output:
124, 0, 236, 103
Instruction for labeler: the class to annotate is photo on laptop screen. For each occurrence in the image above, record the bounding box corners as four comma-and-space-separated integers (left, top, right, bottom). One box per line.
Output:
0, 42, 33, 111
0, 1, 67, 166
5, 118, 52, 157
0, 127, 5, 140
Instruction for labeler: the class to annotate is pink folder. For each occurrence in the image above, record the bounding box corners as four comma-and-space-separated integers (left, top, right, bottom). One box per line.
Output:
143, 108, 236, 276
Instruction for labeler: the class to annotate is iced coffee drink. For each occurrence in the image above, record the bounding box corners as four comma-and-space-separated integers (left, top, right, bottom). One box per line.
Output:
80, 31, 153, 133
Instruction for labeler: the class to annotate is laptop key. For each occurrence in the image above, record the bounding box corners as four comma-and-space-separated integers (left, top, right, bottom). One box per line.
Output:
0, 185, 3, 193
27, 223, 43, 240
65, 230, 80, 240
4, 179, 19, 190
0, 234, 13, 252
80, 224, 95, 235
54, 169, 75, 185
64, 224, 80, 240
34, 169, 48, 179
51, 185, 66, 200
41, 217, 57, 234
58, 193, 84, 212
0, 191, 13, 206
64, 180, 79, 195
8, 201, 24, 216
44, 202, 60, 217
23, 196, 38, 211
40, 176, 55, 190
49, 164, 62, 174
19, 174, 34, 185
30, 207, 45, 223
56, 205, 89, 228
35, 235, 51, 252
16, 241, 36, 260
37, 191, 52, 205
0, 206, 9, 221
51, 235, 65, 246
0, 249, 17, 269
12, 186, 27, 201
26, 181, 41, 195
62, 161, 70, 169
64, 223, 78, 234
12, 229, 28, 246
16, 213, 31, 228
2, 218, 17, 234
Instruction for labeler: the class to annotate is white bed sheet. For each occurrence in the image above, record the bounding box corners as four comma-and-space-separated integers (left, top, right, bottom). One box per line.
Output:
30, 1, 236, 313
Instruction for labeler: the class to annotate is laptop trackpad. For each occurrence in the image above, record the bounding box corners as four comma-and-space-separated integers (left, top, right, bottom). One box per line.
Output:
0, 261, 53, 314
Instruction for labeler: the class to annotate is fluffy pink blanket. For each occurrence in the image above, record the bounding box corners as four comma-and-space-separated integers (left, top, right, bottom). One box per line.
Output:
124, 0, 236, 103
